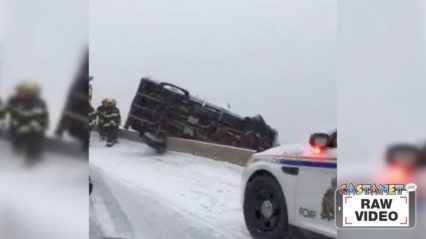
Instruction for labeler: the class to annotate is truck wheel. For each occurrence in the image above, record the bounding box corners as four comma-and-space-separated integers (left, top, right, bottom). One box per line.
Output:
244, 174, 289, 239
142, 132, 166, 153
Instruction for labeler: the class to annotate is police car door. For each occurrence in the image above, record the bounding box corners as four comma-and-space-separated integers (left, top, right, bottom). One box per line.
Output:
294, 146, 337, 237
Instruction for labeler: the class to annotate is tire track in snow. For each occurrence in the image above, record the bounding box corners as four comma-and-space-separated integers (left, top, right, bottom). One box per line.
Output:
90, 167, 136, 239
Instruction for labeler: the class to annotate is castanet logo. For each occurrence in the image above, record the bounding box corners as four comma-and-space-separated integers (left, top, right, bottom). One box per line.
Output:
335, 183, 416, 229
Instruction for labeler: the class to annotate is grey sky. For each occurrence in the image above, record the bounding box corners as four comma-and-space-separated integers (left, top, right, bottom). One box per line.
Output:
339, 0, 426, 173
0, 0, 88, 132
339, 3, 426, 238
90, 0, 337, 144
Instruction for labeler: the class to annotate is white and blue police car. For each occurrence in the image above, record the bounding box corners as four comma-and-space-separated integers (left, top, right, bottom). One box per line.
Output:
242, 130, 337, 239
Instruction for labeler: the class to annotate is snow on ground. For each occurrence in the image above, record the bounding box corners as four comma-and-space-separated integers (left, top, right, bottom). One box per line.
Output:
89, 137, 337, 239
90, 137, 252, 239
0, 140, 88, 239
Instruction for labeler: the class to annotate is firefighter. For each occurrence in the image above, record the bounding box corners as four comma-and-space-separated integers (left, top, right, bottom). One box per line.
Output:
89, 104, 97, 135
88, 86, 96, 136
7, 82, 49, 161
0, 97, 6, 132
96, 99, 107, 139
88, 76, 96, 141
97, 98, 120, 147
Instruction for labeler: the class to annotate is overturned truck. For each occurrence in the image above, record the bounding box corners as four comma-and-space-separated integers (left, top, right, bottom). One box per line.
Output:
55, 54, 90, 149
124, 78, 277, 152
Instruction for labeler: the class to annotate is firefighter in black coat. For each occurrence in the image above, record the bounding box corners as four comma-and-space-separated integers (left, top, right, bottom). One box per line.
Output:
89, 104, 97, 133
97, 98, 120, 147
7, 83, 49, 160
0, 97, 6, 132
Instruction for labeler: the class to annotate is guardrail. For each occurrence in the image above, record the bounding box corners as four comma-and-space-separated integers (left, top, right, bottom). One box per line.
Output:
118, 129, 255, 166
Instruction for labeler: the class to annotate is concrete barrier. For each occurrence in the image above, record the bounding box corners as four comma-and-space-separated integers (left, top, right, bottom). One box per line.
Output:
1, 129, 255, 165
166, 137, 255, 166
44, 137, 87, 158
118, 129, 255, 166
0, 133, 86, 159
118, 129, 142, 142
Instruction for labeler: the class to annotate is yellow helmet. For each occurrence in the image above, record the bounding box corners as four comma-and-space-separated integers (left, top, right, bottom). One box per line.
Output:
102, 98, 116, 106
16, 82, 40, 96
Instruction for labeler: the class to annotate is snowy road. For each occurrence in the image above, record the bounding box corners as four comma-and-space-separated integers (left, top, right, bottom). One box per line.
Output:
89, 138, 252, 239
89, 137, 332, 239
0, 140, 88, 239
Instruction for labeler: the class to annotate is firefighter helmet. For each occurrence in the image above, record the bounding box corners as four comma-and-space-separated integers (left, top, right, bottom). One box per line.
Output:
16, 82, 40, 97
102, 98, 116, 107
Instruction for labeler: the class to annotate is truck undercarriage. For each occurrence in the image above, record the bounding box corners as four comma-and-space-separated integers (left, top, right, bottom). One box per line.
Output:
124, 78, 277, 152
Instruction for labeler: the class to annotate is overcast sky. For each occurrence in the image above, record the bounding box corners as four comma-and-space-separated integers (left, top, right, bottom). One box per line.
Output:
90, 0, 337, 144
339, 0, 426, 175
339, 5, 426, 239
0, 0, 87, 133
2, 0, 424, 157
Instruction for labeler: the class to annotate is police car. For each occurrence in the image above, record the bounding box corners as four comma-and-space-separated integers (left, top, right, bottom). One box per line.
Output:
242, 130, 337, 239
